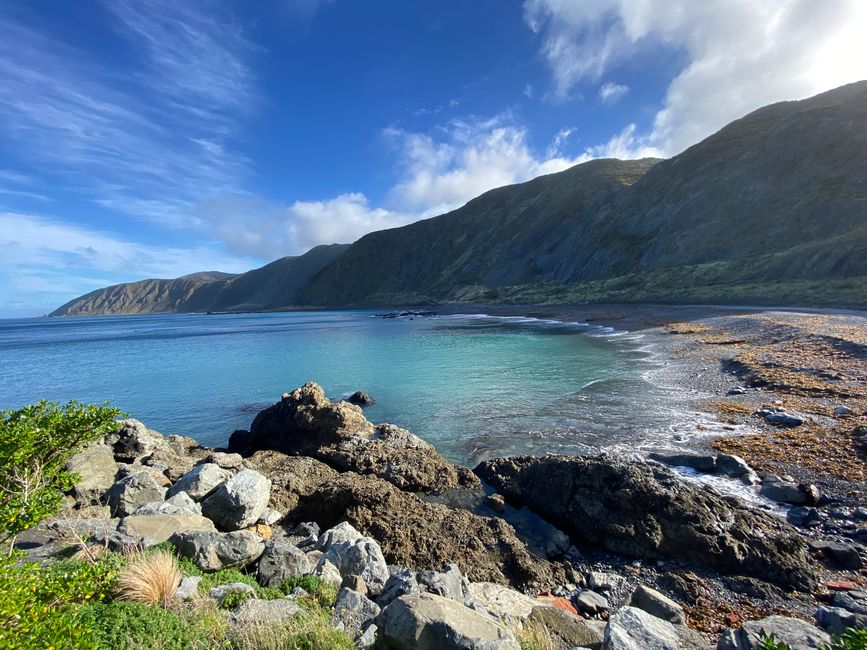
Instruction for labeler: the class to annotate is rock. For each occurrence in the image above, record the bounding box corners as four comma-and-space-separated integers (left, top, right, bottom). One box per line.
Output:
755, 407, 805, 428
832, 590, 867, 615
106, 419, 168, 463
467, 582, 539, 620
257, 541, 312, 588
419, 564, 471, 605
175, 576, 201, 602
787, 506, 822, 528
243, 383, 479, 492
116, 463, 171, 488
209, 582, 256, 604
727, 387, 747, 395
587, 572, 624, 593
134, 491, 202, 516
529, 606, 604, 650
715, 454, 752, 478
760, 476, 821, 506
816, 606, 867, 636
201, 469, 271, 531
357, 624, 377, 647
535, 596, 579, 617
475, 455, 816, 590
170, 530, 265, 571
228, 598, 302, 625
486, 494, 507, 513
333, 587, 381, 639
104, 472, 167, 517
246, 452, 339, 514
318, 521, 364, 551
47, 516, 120, 541
628, 586, 685, 625
545, 529, 571, 560
717, 615, 830, 649
167, 463, 231, 501
342, 574, 368, 596
377, 593, 520, 649
576, 590, 609, 615
378, 569, 422, 608
313, 559, 343, 588
198, 452, 244, 469
285, 472, 560, 590
88, 529, 141, 554
258, 508, 283, 525
809, 540, 863, 569
603, 606, 680, 650
118, 514, 216, 547
321, 537, 390, 596
345, 391, 375, 407
834, 405, 852, 416
66, 443, 118, 496
648, 453, 717, 473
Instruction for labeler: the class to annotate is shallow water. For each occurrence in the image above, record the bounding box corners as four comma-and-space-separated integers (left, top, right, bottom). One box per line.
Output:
0, 310, 737, 466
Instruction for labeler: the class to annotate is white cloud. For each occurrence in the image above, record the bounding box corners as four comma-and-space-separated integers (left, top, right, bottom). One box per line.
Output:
525, 0, 867, 155
598, 81, 629, 104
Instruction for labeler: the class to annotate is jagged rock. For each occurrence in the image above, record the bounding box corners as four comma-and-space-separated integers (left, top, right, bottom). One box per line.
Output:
529, 606, 604, 650
119, 513, 216, 547
342, 574, 369, 596
475, 455, 816, 590
134, 491, 201, 516
648, 453, 717, 472
241, 383, 480, 492
198, 452, 244, 469
313, 559, 343, 587
175, 575, 201, 601
419, 564, 471, 605
318, 521, 364, 551
116, 463, 171, 488
760, 476, 820, 506
142, 450, 195, 483
320, 537, 390, 596
378, 569, 422, 608
258, 508, 283, 525
816, 606, 867, 636
628, 586, 685, 625
717, 615, 830, 649
201, 469, 271, 530
832, 590, 867, 615
715, 454, 752, 478
604, 606, 680, 650
170, 530, 265, 571
467, 582, 538, 620
285, 472, 560, 590
209, 582, 256, 604
345, 391, 375, 407
377, 593, 520, 649
47, 517, 120, 541
104, 472, 167, 517
257, 541, 312, 588
588, 572, 624, 593
333, 587, 381, 639
66, 443, 118, 496
106, 419, 168, 463
228, 598, 302, 625
809, 540, 863, 569
576, 590, 609, 615
89, 529, 141, 554
357, 624, 377, 647
167, 463, 231, 501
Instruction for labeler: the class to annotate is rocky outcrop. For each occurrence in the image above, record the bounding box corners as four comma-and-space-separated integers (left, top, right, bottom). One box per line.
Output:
285, 471, 562, 589
234, 383, 480, 492
475, 455, 816, 590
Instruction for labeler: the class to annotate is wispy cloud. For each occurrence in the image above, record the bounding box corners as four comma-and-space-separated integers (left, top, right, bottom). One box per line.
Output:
598, 81, 629, 104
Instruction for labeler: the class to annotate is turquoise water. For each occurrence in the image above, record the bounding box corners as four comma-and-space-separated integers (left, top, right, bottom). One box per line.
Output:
0, 311, 717, 465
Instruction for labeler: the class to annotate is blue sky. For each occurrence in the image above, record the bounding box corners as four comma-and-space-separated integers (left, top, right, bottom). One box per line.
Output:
1, 0, 865, 317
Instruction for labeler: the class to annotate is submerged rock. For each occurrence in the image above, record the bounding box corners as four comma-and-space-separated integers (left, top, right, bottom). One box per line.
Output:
345, 391, 375, 407
475, 455, 816, 590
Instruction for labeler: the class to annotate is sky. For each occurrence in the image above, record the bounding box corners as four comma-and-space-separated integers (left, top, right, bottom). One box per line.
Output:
1, 0, 866, 317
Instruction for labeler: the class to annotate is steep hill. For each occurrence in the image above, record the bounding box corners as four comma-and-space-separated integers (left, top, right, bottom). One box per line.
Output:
51, 244, 349, 316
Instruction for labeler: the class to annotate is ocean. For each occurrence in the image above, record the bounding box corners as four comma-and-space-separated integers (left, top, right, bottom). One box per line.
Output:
0, 310, 729, 466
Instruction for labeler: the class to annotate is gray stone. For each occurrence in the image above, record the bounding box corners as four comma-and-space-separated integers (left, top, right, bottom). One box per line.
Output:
133, 491, 201, 516
209, 582, 256, 604
333, 587, 381, 639
378, 568, 422, 608
107, 419, 167, 463
760, 475, 820, 506
167, 463, 231, 501
628, 585, 685, 625
118, 513, 216, 547
787, 506, 822, 528
756, 408, 805, 428
357, 623, 378, 648
66, 443, 118, 495
104, 472, 167, 517
258, 508, 283, 525
648, 453, 717, 473
313, 559, 343, 587
717, 616, 830, 649
816, 606, 867, 636
834, 405, 852, 416
603, 606, 679, 650
529, 606, 605, 650
467, 582, 538, 620
201, 469, 271, 531
545, 529, 571, 560
715, 454, 752, 478
198, 452, 244, 469
832, 590, 867, 615
588, 572, 624, 593
809, 540, 863, 569
419, 563, 471, 605
170, 530, 265, 571
727, 387, 747, 395
89, 529, 141, 554
317, 521, 364, 551
576, 590, 609, 615
257, 541, 312, 588
175, 575, 201, 602
377, 593, 520, 649
228, 598, 302, 625
321, 537, 390, 596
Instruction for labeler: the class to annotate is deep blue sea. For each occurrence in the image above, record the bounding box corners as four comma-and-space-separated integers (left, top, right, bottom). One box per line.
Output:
0, 311, 726, 466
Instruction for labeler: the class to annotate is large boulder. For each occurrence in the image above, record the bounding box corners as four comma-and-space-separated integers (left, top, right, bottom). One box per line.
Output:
717, 615, 830, 649
105, 419, 168, 463
134, 491, 201, 516
104, 472, 167, 517
285, 472, 561, 590
628, 585, 685, 625
333, 587, 381, 639
466, 582, 539, 620
257, 541, 312, 588
170, 530, 265, 571
320, 537, 390, 596
166, 463, 231, 501
603, 606, 679, 650
475, 455, 816, 590
118, 513, 216, 547
377, 593, 520, 649
66, 443, 118, 497
239, 383, 479, 492
200, 469, 271, 530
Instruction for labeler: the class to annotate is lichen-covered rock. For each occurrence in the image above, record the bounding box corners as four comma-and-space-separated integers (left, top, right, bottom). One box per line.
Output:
228, 598, 302, 625
201, 469, 271, 530
65, 443, 118, 497
118, 513, 216, 547
475, 455, 816, 590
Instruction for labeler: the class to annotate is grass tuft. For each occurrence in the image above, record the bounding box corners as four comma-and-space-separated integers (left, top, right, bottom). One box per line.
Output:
116, 550, 181, 606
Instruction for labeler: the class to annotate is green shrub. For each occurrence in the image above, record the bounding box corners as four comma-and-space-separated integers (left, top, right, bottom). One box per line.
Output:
0, 400, 122, 543
758, 634, 791, 650
279, 575, 338, 609
219, 590, 255, 610
828, 628, 867, 650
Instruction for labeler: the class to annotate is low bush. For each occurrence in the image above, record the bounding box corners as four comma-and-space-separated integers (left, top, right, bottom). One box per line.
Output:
279, 575, 338, 609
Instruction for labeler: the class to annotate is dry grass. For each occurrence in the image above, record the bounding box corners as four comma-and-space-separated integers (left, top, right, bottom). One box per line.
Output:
226, 610, 353, 650
116, 550, 182, 606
